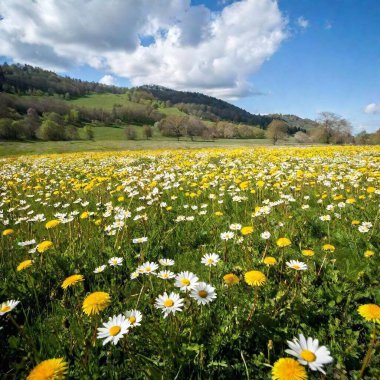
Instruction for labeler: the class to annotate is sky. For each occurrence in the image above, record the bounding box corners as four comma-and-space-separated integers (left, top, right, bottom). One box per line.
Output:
0, 0, 380, 133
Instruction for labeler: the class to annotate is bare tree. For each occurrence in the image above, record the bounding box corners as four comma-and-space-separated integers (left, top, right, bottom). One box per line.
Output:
266, 120, 288, 145
317, 112, 353, 144
143, 125, 153, 140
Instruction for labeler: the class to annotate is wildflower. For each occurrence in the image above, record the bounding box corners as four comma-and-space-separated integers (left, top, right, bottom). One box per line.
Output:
175, 271, 199, 291
261, 231, 271, 240
220, 231, 234, 240
130, 271, 139, 279
159, 258, 175, 266
94, 265, 106, 273
223, 273, 240, 286
201, 253, 220, 267
97, 314, 131, 346
263, 256, 277, 266
302, 249, 314, 257
190, 282, 217, 305
322, 244, 335, 252
80, 211, 89, 219
241, 226, 254, 235
140, 261, 159, 274
2, 228, 14, 236
108, 257, 123, 266
61, 274, 84, 289
286, 333, 333, 374
272, 357, 307, 380
319, 215, 331, 222
214, 211, 223, 216
364, 250, 374, 258
286, 260, 307, 271
157, 270, 176, 280
27, 358, 68, 380
82, 292, 110, 316
0, 300, 20, 315
132, 237, 148, 244
245, 270, 266, 286
358, 304, 380, 323
37, 240, 53, 253
277, 238, 292, 247
17, 259, 33, 271
229, 223, 242, 231
155, 292, 184, 318
45, 219, 61, 229
125, 309, 143, 327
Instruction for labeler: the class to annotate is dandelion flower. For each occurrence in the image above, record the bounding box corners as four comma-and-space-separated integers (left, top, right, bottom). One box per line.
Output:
17, 259, 33, 271
175, 271, 199, 291
37, 240, 53, 253
223, 273, 240, 286
27, 358, 68, 380
364, 250, 374, 258
190, 282, 217, 305
2, 229, 14, 236
201, 253, 220, 267
0, 300, 20, 315
245, 270, 266, 286
322, 244, 335, 252
97, 314, 131, 346
45, 220, 61, 229
277, 238, 292, 247
61, 274, 84, 289
82, 292, 110, 316
124, 309, 143, 327
241, 226, 254, 235
302, 250, 314, 257
155, 292, 184, 318
272, 357, 307, 380
286, 333, 333, 374
263, 256, 277, 266
358, 304, 380, 323
286, 260, 308, 271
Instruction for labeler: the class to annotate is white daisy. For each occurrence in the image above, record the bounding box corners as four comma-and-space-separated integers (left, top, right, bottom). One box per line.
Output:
108, 257, 123, 267
97, 314, 131, 346
130, 271, 139, 280
201, 253, 220, 267
229, 223, 242, 231
154, 292, 184, 318
174, 271, 199, 291
286, 260, 308, 271
159, 258, 175, 266
124, 309, 143, 328
140, 261, 159, 274
157, 270, 176, 280
94, 265, 106, 273
0, 300, 20, 315
286, 333, 333, 374
190, 282, 217, 305
220, 231, 234, 240
261, 231, 271, 239
132, 237, 148, 244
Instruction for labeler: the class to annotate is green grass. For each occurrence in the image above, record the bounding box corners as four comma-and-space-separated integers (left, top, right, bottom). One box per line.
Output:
66, 93, 135, 109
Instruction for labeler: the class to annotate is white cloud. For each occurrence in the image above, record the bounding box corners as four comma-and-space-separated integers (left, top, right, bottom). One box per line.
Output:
99, 75, 117, 86
297, 16, 309, 29
364, 103, 380, 114
0, 0, 287, 100
324, 21, 332, 30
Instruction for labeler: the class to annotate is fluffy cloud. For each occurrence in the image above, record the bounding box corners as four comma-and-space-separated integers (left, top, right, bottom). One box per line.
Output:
0, 0, 287, 99
364, 103, 380, 114
99, 75, 117, 86
297, 16, 309, 29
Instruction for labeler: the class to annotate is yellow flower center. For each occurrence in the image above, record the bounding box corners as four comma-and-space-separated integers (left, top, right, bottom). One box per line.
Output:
207, 259, 213, 264
180, 279, 190, 286
293, 265, 300, 269
164, 299, 174, 307
109, 325, 121, 336
198, 290, 208, 298
300, 349, 316, 362
1, 305, 11, 313
145, 267, 151, 272
129, 316, 136, 324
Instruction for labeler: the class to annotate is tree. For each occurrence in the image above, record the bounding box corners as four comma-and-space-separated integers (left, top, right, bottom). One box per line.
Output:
143, 125, 153, 140
125, 126, 136, 140
185, 117, 205, 141
266, 120, 288, 145
316, 112, 353, 144
294, 131, 311, 144
84, 125, 95, 140
157, 116, 187, 141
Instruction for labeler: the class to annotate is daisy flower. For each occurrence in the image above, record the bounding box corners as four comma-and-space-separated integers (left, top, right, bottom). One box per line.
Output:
157, 270, 176, 280
155, 292, 184, 318
220, 231, 234, 240
272, 357, 307, 380
132, 237, 148, 244
124, 309, 143, 327
175, 271, 199, 291
108, 257, 123, 267
286, 260, 308, 271
130, 271, 139, 279
94, 265, 106, 273
261, 231, 271, 240
229, 223, 242, 231
97, 314, 131, 345
190, 282, 217, 305
159, 258, 175, 266
140, 261, 159, 274
201, 253, 220, 267
286, 333, 333, 374
27, 358, 68, 380
0, 300, 20, 315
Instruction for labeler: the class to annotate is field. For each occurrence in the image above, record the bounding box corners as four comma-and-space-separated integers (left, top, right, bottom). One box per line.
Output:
1, 146, 380, 379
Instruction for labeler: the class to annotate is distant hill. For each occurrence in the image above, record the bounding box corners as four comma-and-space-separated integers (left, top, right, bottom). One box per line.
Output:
270, 114, 319, 131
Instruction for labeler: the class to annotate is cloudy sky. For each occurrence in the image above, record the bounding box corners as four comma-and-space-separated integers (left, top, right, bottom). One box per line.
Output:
1, 0, 380, 132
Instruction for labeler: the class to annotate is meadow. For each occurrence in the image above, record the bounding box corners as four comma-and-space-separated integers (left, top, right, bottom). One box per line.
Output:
0, 146, 379, 379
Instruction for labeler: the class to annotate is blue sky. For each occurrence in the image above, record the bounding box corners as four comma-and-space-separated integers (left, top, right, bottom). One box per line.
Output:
1, 0, 380, 132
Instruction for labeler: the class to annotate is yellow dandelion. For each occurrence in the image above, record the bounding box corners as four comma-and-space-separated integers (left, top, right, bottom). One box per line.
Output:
2, 228, 14, 236
45, 220, 61, 229
263, 256, 277, 266
223, 273, 240, 286
17, 259, 33, 272
277, 238, 292, 248
61, 274, 84, 290
367, 186, 376, 193
80, 212, 89, 219
82, 291, 111, 316
301, 249, 315, 257
358, 304, 380, 323
37, 240, 54, 253
364, 250, 374, 258
245, 270, 266, 286
272, 357, 307, 380
351, 220, 360, 225
215, 211, 223, 216
241, 226, 254, 235
27, 358, 68, 380
322, 244, 335, 252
